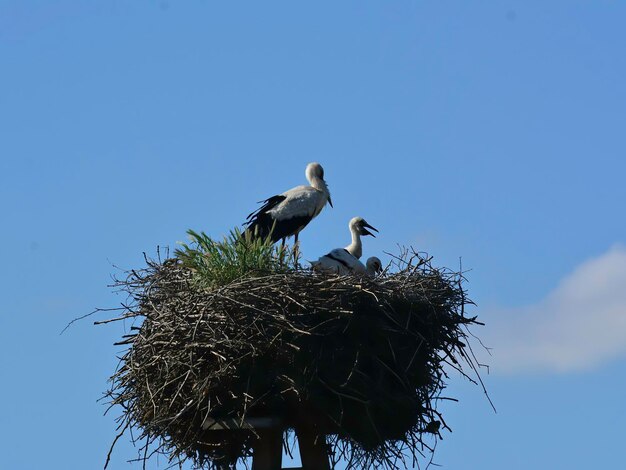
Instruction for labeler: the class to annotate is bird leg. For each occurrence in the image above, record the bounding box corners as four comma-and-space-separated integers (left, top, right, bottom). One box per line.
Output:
279, 238, 287, 268
292, 234, 300, 267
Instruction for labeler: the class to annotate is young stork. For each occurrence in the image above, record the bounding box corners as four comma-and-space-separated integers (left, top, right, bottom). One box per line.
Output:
311, 254, 382, 277
310, 217, 379, 274
244, 162, 332, 245
365, 256, 383, 277
343, 216, 378, 259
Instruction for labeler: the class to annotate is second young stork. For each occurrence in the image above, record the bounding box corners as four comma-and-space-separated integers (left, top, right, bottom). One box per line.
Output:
311, 216, 379, 274
244, 162, 333, 246
365, 256, 383, 277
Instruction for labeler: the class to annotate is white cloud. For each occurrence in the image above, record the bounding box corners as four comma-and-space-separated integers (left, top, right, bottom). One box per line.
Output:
480, 245, 626, 374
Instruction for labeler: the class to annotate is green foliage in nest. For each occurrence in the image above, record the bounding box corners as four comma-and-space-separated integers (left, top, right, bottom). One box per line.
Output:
174, 228, 299, 288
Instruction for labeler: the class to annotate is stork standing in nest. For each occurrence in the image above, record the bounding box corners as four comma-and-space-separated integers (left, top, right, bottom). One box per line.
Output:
244, 162, 333, 249
311, 217, 379, 274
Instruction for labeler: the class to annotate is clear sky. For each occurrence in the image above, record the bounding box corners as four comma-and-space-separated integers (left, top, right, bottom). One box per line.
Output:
1, 1, 625, 469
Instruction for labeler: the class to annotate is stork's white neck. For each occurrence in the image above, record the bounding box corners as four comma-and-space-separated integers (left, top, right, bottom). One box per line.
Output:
308, 176, 327, 192
345, 227, 362, 259
308, 176, 331, 213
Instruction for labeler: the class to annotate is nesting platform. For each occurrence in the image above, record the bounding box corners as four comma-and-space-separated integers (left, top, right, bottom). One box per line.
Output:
103, 251, 482, 469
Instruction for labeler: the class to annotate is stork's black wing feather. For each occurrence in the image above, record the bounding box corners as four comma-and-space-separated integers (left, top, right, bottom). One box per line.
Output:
325, 252, 351, 269
245, 195, 286, 221
243, 195, 287, 242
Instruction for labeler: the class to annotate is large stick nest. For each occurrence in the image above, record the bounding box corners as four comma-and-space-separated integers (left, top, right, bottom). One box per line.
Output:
103, 250, 484, 469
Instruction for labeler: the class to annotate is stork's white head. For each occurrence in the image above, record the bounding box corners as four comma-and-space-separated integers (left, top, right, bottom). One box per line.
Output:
349, 217, 379, 238
366, 256, 383, 274
306, 162, 325, 181
306, 162, 333, 207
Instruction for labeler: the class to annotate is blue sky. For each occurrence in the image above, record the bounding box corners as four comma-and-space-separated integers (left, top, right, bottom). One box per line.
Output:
1, 1, 625, 469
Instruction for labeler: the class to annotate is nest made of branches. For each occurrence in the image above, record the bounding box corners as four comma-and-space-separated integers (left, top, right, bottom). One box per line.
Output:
103, 249, 485, 469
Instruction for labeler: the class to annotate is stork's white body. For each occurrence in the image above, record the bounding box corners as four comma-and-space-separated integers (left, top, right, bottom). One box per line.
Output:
311, 253, 381, 277
267, 184, 328, 223
311, 248, 366, 275
244, 163, 332, 244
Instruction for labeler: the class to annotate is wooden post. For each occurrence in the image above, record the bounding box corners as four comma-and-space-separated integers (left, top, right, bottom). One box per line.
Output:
202, 415, 330, 469
295, 426, 330, 470
251, 427, 283, 470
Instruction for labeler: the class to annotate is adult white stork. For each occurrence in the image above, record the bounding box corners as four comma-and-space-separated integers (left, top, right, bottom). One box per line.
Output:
310, 217, 379, 274
244, 162, 332, 245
